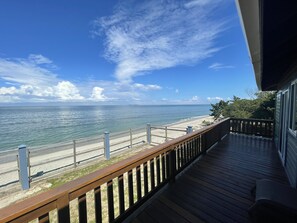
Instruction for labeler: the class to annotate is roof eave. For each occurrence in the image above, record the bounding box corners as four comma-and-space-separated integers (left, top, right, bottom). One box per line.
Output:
236, 0, 262, 90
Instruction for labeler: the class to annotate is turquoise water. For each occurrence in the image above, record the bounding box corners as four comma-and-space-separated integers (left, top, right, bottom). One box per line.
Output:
0, 105, 211, 151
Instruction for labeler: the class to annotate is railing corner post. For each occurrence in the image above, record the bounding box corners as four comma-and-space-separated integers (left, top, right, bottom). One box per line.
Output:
104, 132, 110, 160
18, 144, 30, 190
147, 123, 151, 145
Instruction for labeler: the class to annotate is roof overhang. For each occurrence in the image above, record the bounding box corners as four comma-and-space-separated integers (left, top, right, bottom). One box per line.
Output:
236, 0, 261, 90
236, 0, 297, 91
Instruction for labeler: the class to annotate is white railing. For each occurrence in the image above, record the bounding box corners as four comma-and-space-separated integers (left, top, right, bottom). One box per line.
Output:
0, 124, 192, 188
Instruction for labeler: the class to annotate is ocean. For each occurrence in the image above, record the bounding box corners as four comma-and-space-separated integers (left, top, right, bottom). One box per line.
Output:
0, 105, 211, 151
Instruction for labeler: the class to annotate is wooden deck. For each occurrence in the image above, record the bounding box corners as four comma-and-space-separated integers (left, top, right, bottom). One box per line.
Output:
131, 133, 289, 223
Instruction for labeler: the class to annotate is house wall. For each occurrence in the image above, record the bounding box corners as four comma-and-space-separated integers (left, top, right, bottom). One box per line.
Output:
287, 132, 297, 187
275, 77, 297, 188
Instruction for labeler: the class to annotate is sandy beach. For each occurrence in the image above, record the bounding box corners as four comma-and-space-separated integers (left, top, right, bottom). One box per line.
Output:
0, 115, 214, 208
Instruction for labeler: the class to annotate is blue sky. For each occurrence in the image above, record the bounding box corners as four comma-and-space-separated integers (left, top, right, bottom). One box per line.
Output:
0, 0, 257, 105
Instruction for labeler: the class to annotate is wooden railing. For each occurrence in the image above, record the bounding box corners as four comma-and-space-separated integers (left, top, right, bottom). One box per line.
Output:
230, 118, 274, 138
0, 119, 230, 223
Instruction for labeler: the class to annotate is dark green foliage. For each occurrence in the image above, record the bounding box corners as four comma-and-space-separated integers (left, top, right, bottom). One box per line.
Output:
210, 91, 276, 120
252, 91, 276, 119
210, 100, 229, 119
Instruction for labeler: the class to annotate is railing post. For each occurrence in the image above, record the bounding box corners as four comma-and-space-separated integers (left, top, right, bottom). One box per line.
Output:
165, 126, 168, 141
28, 150, 31, 183
104, 132, 110, 160
18, 145, 30, 190
146, 124, 151, 145
130, 129, 133, 148
16, 155, 20, 183
186, 126, 193, 134
73, 140, 77, 168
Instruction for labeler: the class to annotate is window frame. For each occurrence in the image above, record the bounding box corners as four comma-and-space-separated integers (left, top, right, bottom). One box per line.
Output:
289, 79, 297, 135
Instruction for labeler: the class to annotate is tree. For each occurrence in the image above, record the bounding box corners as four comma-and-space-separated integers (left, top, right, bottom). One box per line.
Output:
210, 100, 229, 120
252, 91, 276, 119
210, 91, 276, 120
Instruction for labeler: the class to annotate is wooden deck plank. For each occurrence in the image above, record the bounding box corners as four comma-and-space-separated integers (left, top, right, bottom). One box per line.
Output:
131, 134, 289, 223
173, 179, 251, 221
145, 200, 191, 223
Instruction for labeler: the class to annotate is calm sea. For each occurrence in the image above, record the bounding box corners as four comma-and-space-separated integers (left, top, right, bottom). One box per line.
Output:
0, 105, 211, 151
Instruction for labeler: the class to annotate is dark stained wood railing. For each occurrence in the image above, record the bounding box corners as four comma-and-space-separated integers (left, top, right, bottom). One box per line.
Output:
230, 118, 274, 138
0, 119, 230, 223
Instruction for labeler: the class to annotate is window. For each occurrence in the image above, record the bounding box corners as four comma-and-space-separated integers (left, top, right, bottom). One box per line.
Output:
289, 82, 297, 131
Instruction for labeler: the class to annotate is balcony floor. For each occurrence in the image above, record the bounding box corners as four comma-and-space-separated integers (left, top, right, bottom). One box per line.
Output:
131, 133, 289, 223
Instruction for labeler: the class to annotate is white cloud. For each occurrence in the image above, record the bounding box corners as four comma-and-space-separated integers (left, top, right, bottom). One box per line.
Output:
191, 96, 199, 101
0, 81, 85, 101
133, 83, 162, 91
208, 62, 234, 70
184, 0, 214, 8
90, 87, 107, 101
0, 56, 58, 86
0, 86, 17, 95
0, 55, 162, 103
207, 96, 224, 102
0, 55, 88, 102
54, 81, 84, 101
28, 54, 53, 65
175, 89, 179, 94
94, 0, 226, 82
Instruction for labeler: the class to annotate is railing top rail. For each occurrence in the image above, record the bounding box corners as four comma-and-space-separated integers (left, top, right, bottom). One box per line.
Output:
0, 118, 229, 222
150, 126, 186, 132
230, 118, 274, 122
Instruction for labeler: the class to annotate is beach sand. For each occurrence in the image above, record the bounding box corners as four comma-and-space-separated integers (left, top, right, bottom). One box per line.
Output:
0, 115, 214, 208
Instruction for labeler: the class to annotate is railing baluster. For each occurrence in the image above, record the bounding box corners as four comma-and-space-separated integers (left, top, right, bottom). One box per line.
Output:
94, 186, 102, 223
156, 155, 161, 186
161, 153, 166, 181
128, 170, 134, 207
143, 162, 148, 195
193, 138, 197, 157
201, 134, 206, 153
150, 159, 155, 190
170, 149, 176, 182
136, 165, 141, 201
185, 141, 189, 163
197, 136, 200, 154
188, 141, 191, 161
190, 140, 194, 159
177, 146, 181, 169
57, 195, 70, 223
264, 122, 268, 136
107, 180, 114, 222
166, 151, 170, 179
180, 143, 184, 167
38, 213, 49, 223
118, 174, 125, 215
78, 194, 87, 223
